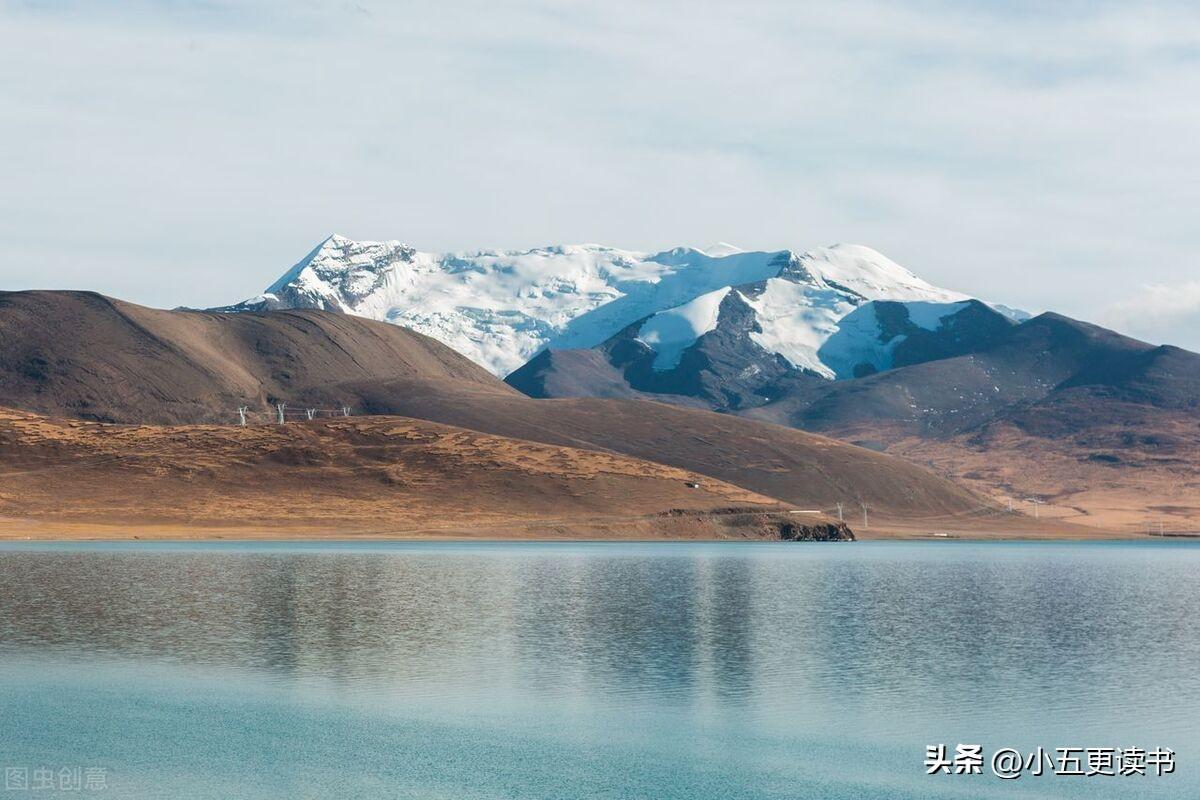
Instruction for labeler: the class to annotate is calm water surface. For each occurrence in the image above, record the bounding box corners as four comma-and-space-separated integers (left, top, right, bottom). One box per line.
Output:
1, 540, 1198, 799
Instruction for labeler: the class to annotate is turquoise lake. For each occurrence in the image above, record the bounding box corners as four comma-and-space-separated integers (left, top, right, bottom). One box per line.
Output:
1, 540, 1197, 799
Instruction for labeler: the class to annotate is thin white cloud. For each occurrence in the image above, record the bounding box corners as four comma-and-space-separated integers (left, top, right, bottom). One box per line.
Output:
1102, 282, 1200, 352
1, 0, 1198, 347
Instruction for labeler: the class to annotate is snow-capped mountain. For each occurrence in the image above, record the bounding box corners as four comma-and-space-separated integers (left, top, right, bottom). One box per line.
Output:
232, 234, 1013, 379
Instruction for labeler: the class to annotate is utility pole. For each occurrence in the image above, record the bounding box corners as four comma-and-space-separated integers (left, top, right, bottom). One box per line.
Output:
306, 408, 316, 420
1007, 498, 1013, 514
276, 403, 286, 425
237, 406, 248, 426
836, 501, 844, 522
860, 502, 869, 530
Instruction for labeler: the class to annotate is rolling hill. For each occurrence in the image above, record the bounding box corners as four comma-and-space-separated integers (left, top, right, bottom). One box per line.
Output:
0, 406, 840, 539
0, 290, 992, 525
0, 289, 508, 425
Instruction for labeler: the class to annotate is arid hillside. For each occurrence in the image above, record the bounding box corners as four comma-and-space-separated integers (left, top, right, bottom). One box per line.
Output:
505, 301, 1200, 534
740, 315, 1200, 532
0, 291, 993, 523
0, 290, 510, 425
333, 380, 989, 520
0, 407, 853, 540
845, 414, 1200, 533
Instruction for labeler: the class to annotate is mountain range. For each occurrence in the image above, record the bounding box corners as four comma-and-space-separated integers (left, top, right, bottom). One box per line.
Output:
0, 233, 1190, 536
222, 235, 1200, 532
0, 290, 997, 538
223, 234, 1024, 379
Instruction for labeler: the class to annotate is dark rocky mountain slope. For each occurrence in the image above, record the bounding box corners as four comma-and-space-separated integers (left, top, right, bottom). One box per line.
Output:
505, 302, 1200, 531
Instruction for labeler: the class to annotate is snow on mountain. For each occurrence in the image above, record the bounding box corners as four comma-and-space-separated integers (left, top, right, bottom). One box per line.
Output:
818, 300, 973, 379
664, 245, 971, 379
786, 244, 967, 304
903, 300, 974, 331
739, 279, 857, 378
638, 286, 732, 370
236, 235, 999, 379
702, 242, 744, 257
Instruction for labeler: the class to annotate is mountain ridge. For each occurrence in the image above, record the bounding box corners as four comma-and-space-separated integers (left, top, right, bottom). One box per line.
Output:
224, 234, 1019, 379
0, 290, 991, 521
0, 289, 509, 425
510, 297, 1200, 531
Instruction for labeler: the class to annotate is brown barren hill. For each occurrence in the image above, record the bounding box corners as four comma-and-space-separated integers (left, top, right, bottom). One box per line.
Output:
0, 407, 853, 540
334, 381, 989, 520
0, 290, 992, 525
0, 290, 510, 424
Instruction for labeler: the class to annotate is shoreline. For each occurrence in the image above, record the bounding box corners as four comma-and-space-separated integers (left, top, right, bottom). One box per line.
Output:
0, 517, 1167, 542
0, 510, 853, 542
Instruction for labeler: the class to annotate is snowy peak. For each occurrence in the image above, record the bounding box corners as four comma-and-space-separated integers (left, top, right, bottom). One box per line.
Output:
702, 242, 743, 257
262, 234, 416, 311
789, 244, 969, 304
233, 235, 1001, 379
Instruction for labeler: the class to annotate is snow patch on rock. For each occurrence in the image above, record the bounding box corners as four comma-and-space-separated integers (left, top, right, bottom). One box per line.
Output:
638, 286, 732, 370
818, 303, 902, 378
905, 300, 971, 331
742, 279, 855, 378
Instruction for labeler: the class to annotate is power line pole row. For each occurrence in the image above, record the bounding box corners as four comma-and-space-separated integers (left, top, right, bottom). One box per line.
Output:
830, 501, 867, 530
233, 404, 353, 425
1027, 497, 1041, 519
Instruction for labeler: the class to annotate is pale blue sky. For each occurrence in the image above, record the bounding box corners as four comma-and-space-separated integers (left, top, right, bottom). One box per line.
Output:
2, 0, 1199, 348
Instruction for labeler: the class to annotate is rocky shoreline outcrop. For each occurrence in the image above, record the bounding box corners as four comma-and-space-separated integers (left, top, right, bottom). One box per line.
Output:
775, 519, 855, 541
656, 508, 855, 541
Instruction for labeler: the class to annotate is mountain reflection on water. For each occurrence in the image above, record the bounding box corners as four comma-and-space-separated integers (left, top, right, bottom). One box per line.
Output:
1, 540, 1197, 799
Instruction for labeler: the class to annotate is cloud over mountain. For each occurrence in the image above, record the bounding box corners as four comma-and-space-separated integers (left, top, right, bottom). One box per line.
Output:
3, 0, 1200, 328
1102, 282, 1200, 354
